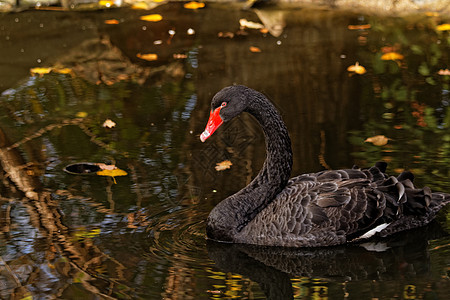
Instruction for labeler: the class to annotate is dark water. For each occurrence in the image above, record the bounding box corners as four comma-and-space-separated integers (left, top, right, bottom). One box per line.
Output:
0, 3, 449, 299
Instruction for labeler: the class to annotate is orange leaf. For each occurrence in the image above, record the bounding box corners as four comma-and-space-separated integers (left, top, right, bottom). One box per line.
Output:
137, 53, 158, 61
249, 46, 261, 53
347, 24, 371, 30
104, 19, 119, 25
347, 62, 366, 74
364, 135, 390, 146
215, 160, 232, 171
140, 14, 163, 22
381, 52, 404, 61
438, 69, 450, 75
184, 1, 205, 9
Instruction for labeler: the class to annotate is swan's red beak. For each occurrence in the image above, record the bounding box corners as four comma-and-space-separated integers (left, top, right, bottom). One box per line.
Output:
200, 106, 223, 142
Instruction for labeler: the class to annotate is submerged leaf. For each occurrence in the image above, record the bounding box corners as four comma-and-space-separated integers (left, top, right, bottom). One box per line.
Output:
215, 160, 232, 171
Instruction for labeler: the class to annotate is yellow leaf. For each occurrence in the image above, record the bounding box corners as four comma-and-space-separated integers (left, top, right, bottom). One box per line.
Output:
347, 62, 366, 74
381, 52, 404, 61
76, 111, 88, 118
30, 67, 52, 76
215, 160, 232, 171
137, 53, 158, 61
184, 1, 205, 9
53, 67, 72, 74
131, 2, 150, 10
425, 12, 439, 17
364, 135, 390, 146
99, 0, 114, 7
103, 119, 116, 128
140, 14, 163, 22
249, 46, 261, 53
104, 19, 120, 25
436, 24, 450, 31
97, 168, 128, 184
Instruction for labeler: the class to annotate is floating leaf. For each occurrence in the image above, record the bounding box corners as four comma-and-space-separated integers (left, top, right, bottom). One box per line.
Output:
53, 67, 72, 74
438, 69, 450, 75
131, 2, 150, 10
365, 135, 390, 146
215, 160, 232, 171
103, 119, 116, 128
99, 0, 114, 7
381, 52, 404, 61
347, 24, 371, 30
184, 1, 205, 9
96, 163, 118, 170
347, 62, 366, 74
239, 18, 264, 29
104, 19, 119, 24
140, 14, 163, 22
436, 24, 450, 31
97, 168, 128, 184
249, 46, 261, 53
425, 12, 439, 17
30, 67, 51, 76
137, 53, 158, 61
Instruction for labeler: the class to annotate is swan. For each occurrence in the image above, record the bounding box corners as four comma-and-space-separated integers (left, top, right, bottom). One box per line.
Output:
200, 85, 450, 247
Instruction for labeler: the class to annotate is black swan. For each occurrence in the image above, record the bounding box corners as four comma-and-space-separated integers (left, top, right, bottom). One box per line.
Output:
200, 85, 450, 247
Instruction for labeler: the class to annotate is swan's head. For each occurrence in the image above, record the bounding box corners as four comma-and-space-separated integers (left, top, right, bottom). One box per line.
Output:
200, 85, 250, 142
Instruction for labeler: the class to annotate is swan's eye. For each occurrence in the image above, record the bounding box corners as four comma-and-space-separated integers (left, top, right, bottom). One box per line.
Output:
220, 102, 227, 108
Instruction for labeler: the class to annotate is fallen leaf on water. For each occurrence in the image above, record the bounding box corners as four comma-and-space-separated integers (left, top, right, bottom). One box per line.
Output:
184, 1, 205, 9
131, 2, 150, 10
218, 31, 234, 38
438, 69, 450, 75
215, 160, 232, 171
137, 53, 158, 61
425, 12, 439, 17
365, 135, 390, 146
249, 46, 261, 53
76, 111, 88, 118
239, 18, 264, 29
99, 0, 114, 7
104, 19, 119, 24
30, 67, 52, 76
381, 52, 404, 60
347, 62, 366, 74
103, 119, 116, 128
140, 14, 163, 22
173, 53, 187, 59
97, 168, 128, 184
260, 28, 269, 34
53, 67, 72, 74
436, 24, 450, 31
347, 24, 371, 30
96, 163, 118, 170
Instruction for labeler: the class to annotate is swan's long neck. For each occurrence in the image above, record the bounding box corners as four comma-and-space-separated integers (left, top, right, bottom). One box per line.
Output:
207, 92, 293, 242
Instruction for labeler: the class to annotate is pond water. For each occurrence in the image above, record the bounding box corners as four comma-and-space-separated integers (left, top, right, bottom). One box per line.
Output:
0, 3, 449, 299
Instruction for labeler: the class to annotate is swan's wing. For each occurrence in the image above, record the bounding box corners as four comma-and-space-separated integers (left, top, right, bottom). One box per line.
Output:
235, 164, 448, 247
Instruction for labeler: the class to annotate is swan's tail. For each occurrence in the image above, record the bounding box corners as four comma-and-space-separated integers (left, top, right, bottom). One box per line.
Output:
367, 163, 449, 237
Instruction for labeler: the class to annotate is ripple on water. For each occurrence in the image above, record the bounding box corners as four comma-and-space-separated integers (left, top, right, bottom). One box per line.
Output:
148, 207, 210, 266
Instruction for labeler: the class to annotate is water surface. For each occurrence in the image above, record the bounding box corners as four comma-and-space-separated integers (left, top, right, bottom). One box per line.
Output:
0, 3, 449, 299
